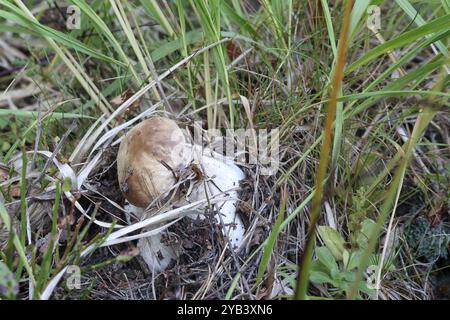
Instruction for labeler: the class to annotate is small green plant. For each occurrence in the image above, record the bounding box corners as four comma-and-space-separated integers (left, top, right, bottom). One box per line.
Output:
309, 219, 395, 299
348, 186, 369, 245
406, 216, 449, 263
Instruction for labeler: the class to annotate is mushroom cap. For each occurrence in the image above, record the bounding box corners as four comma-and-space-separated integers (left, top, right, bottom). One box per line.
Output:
117, 117, 188, 208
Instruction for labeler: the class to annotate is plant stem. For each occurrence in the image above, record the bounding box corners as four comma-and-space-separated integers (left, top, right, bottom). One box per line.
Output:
294, 0, 353, 300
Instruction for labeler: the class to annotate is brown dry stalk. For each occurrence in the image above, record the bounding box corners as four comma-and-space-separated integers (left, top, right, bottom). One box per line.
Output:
294, 0, 353, 300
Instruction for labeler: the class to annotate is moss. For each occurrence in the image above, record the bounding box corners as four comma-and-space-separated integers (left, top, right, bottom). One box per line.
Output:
406, 216, 449, 263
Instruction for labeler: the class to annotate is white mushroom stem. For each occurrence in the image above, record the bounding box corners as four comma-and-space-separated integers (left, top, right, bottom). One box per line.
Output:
187, 145, 245, 250
124, 203, 178, 272
137, 232, 177, 273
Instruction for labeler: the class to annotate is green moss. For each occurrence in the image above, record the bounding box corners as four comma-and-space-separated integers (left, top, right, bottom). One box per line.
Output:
406, 216, 449, 263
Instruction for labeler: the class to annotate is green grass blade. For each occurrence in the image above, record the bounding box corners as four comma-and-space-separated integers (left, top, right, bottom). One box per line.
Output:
395, 0, 449, 57
347, 14, 450, 73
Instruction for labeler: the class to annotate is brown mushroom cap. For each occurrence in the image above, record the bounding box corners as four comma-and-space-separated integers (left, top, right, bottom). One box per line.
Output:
117, 117, 188, 208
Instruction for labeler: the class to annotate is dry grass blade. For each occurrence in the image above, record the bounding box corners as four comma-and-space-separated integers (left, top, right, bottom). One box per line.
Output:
294, 0, 354, 300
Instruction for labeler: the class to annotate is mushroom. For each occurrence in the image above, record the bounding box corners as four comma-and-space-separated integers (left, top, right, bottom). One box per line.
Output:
117, 117, 245, 272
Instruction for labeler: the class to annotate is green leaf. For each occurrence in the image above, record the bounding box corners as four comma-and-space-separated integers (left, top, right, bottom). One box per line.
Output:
357, 219, 377, 249
310, 259, 329, 274
220, 1, 259, 39
310, 270, 336, 286
395, 0, 448, 56
341, 271, 356, 282
347, 250, 364, 271
62, 177, 72, 192
0, 110, 95, 120
316, 246, 339, 275
139, 0, 175, 36
343, 249, 350, 270
318, 226, 346, 261
347, 14, 450, 73
320, 0, 337, 57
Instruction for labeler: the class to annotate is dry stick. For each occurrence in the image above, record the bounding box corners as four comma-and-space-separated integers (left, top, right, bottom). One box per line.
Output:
294, 0, 353, 300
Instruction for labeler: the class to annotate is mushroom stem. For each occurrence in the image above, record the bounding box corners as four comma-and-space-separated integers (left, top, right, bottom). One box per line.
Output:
138, 232, 177, 272
124, 203, 178, 272
187, 146, 245, 250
